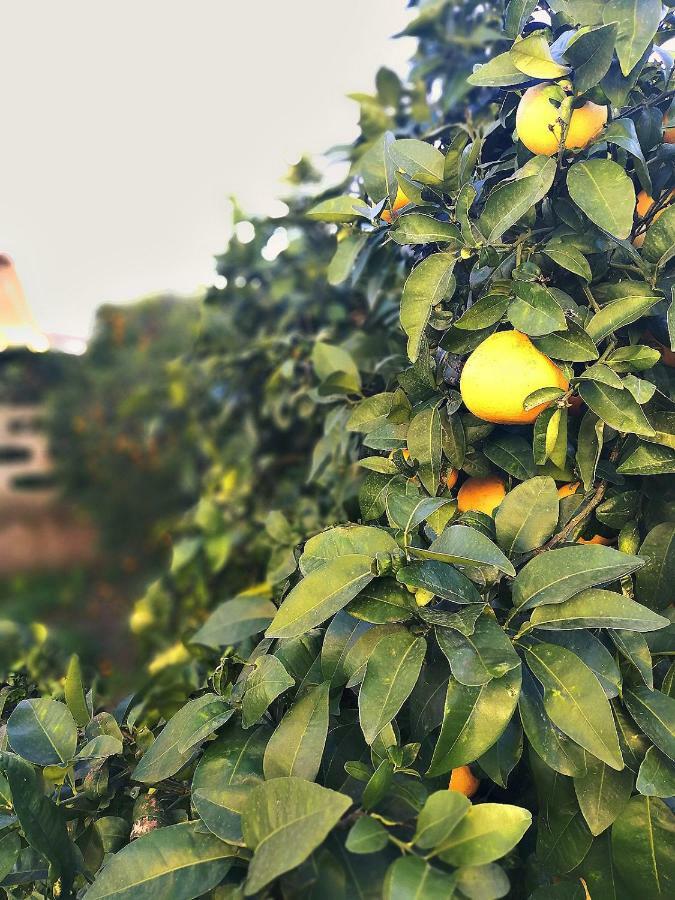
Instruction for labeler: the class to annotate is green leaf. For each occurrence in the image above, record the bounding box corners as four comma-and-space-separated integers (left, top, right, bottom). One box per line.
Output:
454, 289, 510, 331
396, 560, 482, 604
301, 525, 398, 574
567, 160, 635, 239
64, 654, 91, 727
565, 22, 617, 93
513, 544, 643, 610
495, 476, 559, 555
576, 411, 604, 490
320, 611, 371, 685
529, 588, 669, 631
407, 405, 443, 491
359, 630, 426, 744
578, 380, 655, 437
533, 756, 593, 875
306, 195, 367, 223
383, 856, 458, 899
390, 214, 462, 245
410, 524, 516, 576
611, 796, 675, 896
624, 686, 675, 762
0, 830, 20, 883
427, 666, 522, 775
508, 282, 567, 337
436, 803, 532, 866
345, 815, 389, 854
327, 233, 368, 286
191, 595, 277, 648
134, 694, 229, 784
7, 699, 77, 766
389, 138, 445, 185
505, 0, 538, 38
241, 656, 294, 728
242, 777, 351, 895
478, 157, 556, 243
637, 746, 675, 797
586, 287, 662, 342
3, 754, 75, 892
456, 863, 510, 900
76, 735, 123, 759
543, 242, 592, 282
477, 717, 523, 788
312, 341, 361, 394
484, 434, 536, 480
574, 755, 633, 835
603, 0, 661, 75
636, 523, 675, 610
467, 51, 531, 87
510, 33, 570, 79
347, 578, 414, 624
267, 555, 375, 639
192, 722, 268, 845
544, 630, 621, 699
401, 253, 456, 362
533, 322, 599, 362
84, 821, 235, 900
519, 667, 587, 777
263, 681, 330, 781
610, 630, 654, 689
436, 610, 521, 686
617, 440, 675, 475
413, 789, 470, 850
523, 641, 623, 769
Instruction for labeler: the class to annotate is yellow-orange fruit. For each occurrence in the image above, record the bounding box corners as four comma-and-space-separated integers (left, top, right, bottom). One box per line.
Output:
449, 765, 480, 798
664, 113, 675, 144
445, 468, 459, 490
457, 476, 506, 516
381, 186, 410, 223
516, 84, 607, 156
558, 481, 581, 498
460, 330, 569, 425
578, 534, 613, 545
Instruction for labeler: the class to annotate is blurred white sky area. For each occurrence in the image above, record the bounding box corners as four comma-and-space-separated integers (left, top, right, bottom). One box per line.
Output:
1, 1, 415, 337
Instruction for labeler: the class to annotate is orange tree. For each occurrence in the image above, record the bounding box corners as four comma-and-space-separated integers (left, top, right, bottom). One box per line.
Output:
2, 2, 675, 898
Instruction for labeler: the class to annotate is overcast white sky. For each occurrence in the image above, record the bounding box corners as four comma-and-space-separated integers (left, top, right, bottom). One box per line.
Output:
1, 1, 415, 338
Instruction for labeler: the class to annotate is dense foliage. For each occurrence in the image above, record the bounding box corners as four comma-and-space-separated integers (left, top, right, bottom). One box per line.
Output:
49, 295, 201, 557
2, 1, 675, 898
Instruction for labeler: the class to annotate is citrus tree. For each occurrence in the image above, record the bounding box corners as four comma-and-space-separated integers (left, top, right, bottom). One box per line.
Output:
1, 1, 675, 898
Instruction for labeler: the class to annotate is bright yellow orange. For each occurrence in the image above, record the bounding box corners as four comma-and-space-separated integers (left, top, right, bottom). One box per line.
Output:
516, 84, 607, 156
460, 330, 568, 425
578, 534, 613, 545
558, 481, 581, 498
381, 186, 410, 223
449, 766, 480, 798
445, 468, 459, 490
457, 476, 506, 516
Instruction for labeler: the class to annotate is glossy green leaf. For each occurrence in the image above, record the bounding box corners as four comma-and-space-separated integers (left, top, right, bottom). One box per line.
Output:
427, 666, 521, 775
510, 32, 570, 79
436, 803, 532, 866
241, 655, 294, 728
529, 588, 669, 631
407, 405, 443, 491
508, 282, 567, 337
611, 796, 675, 897
512, 545, 644, 610
191, 595, 277, 648
383, 856, 458, 899
390, 214, 462, 245
7, 699, 77, 766
306, 195, 367, 223
636, 523, 675, 610
401, 253, 456, 362
65, 654, 91, 727
478, 716, 523, 788
267, 554, 375, 639
435, 610, 520, 686
484, 434, 536, 480
84, 822, 236, 900
533, 321, 599, 362
345, 815, 389, 854
411, 524, 516, 576
242, 777, 351, 895
478, 157, 556, 243
566, 23, 618, 93
624, 686, 675, 761
263, 681, 330, 780
389, 138, 445, 186
637, 746, 675, 797
413, 789, 470, 850
523, 641, 623, 769
603, 0, 661, 75
359, 630, 426, 743
574, 755, 633, 835
567, 160, 634, 239
495, 476, 559, 555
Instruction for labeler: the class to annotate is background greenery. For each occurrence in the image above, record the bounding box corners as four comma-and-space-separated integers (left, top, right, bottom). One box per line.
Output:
1, 1, 675, 898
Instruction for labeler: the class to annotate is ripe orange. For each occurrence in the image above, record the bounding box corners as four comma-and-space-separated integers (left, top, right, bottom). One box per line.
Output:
558, 481, 581, 498
445, 468, 459, 489
516, 84, 607, 156
460, 331, 568, 425
578, 534, 613, 546
381, 186, 410, 223
449, 765, 480, 798
457, 475, 506, 516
